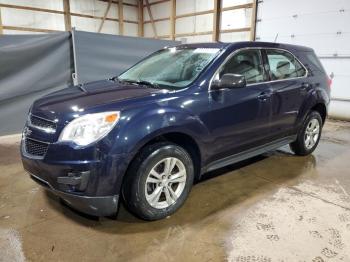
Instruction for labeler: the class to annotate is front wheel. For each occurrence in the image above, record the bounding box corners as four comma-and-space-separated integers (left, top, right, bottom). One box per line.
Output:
290, 111, 323, 156
122, 142, 194, 221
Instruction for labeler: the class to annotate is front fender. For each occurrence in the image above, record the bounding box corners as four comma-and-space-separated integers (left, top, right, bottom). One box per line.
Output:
104, 106, 210, 195
111, 106, 210, 158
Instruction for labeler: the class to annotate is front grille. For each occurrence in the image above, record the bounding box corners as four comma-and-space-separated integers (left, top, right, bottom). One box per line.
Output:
24, 138, 49, 157
29, 115, 56, 133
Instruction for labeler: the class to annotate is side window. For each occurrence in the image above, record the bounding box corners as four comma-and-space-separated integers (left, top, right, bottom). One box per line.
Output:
266, 50, 306, 80
216, 49, 267, 85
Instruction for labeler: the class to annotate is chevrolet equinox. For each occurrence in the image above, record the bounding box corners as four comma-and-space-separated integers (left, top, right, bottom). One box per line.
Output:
21, 42, 330, 220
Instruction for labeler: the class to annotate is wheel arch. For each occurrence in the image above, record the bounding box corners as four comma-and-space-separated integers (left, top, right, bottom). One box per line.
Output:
126, 130, 202, 181
311, 103, 327, 125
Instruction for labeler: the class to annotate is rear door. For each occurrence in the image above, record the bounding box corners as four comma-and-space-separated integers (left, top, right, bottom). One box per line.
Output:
263, 49, 308, 139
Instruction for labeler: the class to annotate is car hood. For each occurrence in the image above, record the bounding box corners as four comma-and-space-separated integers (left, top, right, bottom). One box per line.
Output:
31, 79, 165, 120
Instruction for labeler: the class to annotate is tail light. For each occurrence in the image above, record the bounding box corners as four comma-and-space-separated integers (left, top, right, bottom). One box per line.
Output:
327, 77, 332, 89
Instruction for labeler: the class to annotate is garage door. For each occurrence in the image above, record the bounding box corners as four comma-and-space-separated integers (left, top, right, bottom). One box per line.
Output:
255, 0, 350, 120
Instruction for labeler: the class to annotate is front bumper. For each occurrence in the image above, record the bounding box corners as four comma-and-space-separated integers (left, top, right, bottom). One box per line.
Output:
21, 138, 129, 217
29, 172, 119, 216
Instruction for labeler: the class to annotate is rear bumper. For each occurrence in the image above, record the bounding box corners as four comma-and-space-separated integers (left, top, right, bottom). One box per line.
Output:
29, 172, 119, 216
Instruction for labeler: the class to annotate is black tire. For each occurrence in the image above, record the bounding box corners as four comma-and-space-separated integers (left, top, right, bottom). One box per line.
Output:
122, 142, 194, 221
290, 111, 323, 156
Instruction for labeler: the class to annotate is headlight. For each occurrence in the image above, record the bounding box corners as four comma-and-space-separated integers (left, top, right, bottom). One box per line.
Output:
58, 111, 120, 146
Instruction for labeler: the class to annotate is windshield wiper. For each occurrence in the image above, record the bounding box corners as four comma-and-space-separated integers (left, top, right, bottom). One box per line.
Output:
115, 77, 159, 88
136, 80, 160, 88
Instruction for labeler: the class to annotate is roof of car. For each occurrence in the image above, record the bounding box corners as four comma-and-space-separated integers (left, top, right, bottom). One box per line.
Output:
175, 41, 314, 52
175, 42, 230, 49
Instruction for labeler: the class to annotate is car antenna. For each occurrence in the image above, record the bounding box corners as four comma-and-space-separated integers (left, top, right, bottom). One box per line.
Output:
274, 33, 279, 43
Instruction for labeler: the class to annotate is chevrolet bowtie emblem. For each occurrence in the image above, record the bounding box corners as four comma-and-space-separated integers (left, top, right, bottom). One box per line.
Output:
24, 127, 32, 137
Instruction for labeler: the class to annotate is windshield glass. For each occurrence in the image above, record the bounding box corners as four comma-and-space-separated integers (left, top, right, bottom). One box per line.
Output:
118, 47, 220, 90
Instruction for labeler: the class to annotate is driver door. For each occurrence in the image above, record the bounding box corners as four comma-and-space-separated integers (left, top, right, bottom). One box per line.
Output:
206, 49, 273, 162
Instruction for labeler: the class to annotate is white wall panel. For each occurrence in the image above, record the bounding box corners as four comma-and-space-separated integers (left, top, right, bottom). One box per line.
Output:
100, 20, 119, 35
256, 0, 350, 120
94, 2, 118, 18
123, 5, 138, 21
144, 23, 153, 37
0, 0, 63, 10
176, 34, 212, 43
175, 17, 194, 34
222, 0, 252, 8
329, 101, 350, 120
71, 17, 120, 35
194, 13, 213, 32
70, 0, 98, 15
144, 20, 170, 37
221, 8, 251, 30
144, 2, 171, 20
220, 31, 250, 42
176, 0, 213, 15
70, 0, 118, 18
71, 16, 99, 32
124, 22, 138, 36
176, 14, 213, 34
155, 20, 170, 35
1, 8, 65, 31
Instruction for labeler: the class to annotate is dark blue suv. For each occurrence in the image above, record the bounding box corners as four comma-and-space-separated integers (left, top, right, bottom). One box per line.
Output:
21, 41, 330, 220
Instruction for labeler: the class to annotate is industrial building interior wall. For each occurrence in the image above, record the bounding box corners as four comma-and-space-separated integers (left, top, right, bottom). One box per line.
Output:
0, 0, 255, 42
0, 0, 139, 36
143, 0, 253, 43
256, 0, 350, 120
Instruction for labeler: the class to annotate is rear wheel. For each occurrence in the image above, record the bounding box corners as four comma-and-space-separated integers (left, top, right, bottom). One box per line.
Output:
122, 142, 194, 220
290, 111, 322, 156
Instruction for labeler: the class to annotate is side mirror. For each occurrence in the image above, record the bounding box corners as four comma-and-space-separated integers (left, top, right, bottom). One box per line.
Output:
211, 74, 246, 90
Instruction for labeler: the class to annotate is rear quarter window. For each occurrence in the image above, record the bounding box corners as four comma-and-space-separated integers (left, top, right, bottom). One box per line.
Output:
305, 51, 326, 73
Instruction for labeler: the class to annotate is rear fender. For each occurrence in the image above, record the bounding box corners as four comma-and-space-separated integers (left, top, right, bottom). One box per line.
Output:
296, 87, 329, 129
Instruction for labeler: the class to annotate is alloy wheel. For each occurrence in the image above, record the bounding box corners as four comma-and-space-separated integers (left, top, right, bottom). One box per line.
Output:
304, 118, 320, 150
145, 157, 187, 209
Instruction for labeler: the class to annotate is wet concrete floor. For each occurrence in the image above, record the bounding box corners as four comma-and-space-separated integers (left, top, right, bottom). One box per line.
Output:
0, 120, 349, 261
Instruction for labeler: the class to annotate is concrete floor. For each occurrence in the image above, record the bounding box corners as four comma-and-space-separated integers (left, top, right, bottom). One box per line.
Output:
0, 120, 350, 262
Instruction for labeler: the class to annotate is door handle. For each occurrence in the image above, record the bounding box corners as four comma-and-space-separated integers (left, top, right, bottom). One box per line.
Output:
257, 92, 271, 101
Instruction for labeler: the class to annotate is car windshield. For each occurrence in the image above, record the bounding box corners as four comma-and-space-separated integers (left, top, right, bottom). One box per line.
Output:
118, 47, 221, 90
